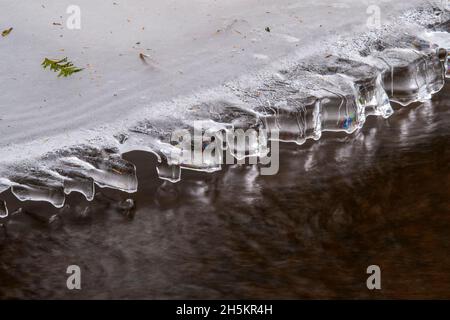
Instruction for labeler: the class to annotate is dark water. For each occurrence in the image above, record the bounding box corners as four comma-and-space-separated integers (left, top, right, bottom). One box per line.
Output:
0, 82, 449, 299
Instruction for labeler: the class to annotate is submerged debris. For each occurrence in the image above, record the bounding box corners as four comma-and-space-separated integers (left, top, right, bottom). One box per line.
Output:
41, 57, 84, 77
118, 198, 136, 218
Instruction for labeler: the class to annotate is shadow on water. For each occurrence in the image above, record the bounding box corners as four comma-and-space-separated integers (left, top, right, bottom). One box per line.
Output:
0, 82, 449, 299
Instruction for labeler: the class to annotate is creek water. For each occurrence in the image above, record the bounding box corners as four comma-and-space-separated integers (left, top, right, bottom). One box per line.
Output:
0, 80, 449, 299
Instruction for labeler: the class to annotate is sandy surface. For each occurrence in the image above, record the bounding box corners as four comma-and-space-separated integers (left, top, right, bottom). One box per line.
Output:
0, 0, 432, 164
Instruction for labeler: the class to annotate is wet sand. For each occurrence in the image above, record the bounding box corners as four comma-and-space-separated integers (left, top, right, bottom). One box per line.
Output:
0, 81, 449, 299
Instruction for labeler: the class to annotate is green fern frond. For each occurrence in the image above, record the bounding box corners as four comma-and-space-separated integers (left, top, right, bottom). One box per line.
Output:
41, 57, 84, 77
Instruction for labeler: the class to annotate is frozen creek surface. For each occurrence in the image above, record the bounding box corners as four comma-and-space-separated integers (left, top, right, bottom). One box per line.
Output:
1, 1, 450, 211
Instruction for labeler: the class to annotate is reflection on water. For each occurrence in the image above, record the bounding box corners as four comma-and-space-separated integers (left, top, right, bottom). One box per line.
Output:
0, 82, 449, 299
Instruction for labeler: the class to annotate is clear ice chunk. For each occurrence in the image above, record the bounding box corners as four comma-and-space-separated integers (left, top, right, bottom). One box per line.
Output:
375, 47, 445, 105
302, 56, 393, 118
124, 118, 224, 181
422, 31, 450, 77
156, 162, 182, 183
234, 70, 366, 143
0, 179, 10, 194
186, 101, 260, 131
0, 200, 8, 218
1, 146, 138, 208
2, 169, 66, 207
185, 101, 267, 159
232, 76, 324, 145
318, 88, 362, 134
254, 92, 322, 145
54, 147, 138, 193
61, 173, 96, 201
11, 182, 66, 208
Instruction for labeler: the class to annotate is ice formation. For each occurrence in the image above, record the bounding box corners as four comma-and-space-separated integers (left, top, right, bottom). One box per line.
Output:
1, 1, 450, 214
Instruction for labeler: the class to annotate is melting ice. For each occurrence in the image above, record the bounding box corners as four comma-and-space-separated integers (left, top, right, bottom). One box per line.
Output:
0, 1, 449, 212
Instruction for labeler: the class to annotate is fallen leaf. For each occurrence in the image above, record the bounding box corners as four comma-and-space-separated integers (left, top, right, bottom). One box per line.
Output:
2, 27, 13, 37
139, 53, 150, 64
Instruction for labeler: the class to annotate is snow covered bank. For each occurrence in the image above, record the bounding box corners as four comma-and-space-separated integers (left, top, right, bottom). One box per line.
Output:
0, 0, 435, 162
0, 0, 449, 213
